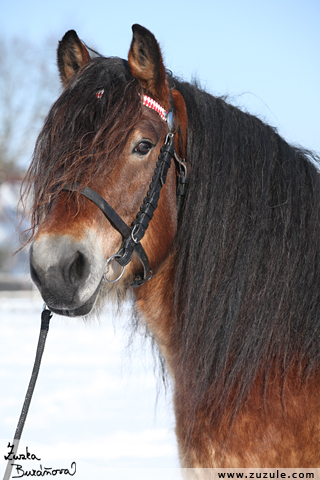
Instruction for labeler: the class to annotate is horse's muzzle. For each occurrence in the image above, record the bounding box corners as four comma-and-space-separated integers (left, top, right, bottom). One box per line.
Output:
29, 233, 105, 316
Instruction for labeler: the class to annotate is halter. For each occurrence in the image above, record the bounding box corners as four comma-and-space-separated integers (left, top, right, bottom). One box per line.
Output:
64, 94, 189, 287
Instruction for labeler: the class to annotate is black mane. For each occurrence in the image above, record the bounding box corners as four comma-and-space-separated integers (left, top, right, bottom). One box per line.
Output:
171, 77, 320, 424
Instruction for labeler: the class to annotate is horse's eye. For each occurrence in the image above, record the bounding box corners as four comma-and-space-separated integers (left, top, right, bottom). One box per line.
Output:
134, 141, 152, 155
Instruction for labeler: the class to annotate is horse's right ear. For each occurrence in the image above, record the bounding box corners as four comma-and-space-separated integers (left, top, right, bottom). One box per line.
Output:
128, 24, 170, 107
57, 30, 90, 87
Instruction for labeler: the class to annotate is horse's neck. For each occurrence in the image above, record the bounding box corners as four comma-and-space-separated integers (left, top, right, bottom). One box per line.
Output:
133, 253, 320, 468
133, 251, 177, 376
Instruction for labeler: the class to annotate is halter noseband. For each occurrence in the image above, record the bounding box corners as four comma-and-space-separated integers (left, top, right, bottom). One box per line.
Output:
64, 93, 189, 287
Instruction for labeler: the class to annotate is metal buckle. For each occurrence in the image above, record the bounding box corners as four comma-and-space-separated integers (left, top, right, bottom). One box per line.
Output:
103, 254, 126, 284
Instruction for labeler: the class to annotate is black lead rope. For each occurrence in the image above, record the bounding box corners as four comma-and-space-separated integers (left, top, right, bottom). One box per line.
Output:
3, 307, 52, 480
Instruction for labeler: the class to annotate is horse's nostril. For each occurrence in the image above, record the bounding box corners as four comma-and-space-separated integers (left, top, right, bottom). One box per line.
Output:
68, 251, 89, 285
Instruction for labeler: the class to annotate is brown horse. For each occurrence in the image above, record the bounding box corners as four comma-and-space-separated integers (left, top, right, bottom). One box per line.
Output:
23, 25, 320, 468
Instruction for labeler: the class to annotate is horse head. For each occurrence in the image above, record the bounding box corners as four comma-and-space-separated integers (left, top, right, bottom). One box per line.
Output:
28, 25, 187, 317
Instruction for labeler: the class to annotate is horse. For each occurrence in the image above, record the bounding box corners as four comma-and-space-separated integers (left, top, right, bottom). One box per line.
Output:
23, 24, 320, 468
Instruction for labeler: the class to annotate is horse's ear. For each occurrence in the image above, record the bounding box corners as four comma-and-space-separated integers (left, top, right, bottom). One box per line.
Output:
57, 30, 90, 87
128, 24, 170, 105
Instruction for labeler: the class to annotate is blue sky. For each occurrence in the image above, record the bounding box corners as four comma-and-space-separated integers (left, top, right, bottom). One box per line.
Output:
1, 0, 319, 155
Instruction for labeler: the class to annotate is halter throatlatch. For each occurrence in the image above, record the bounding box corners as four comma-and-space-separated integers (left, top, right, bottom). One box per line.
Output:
64, 94, 189, 287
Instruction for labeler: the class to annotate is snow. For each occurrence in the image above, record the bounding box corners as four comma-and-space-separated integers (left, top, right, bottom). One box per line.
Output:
0, 292, 183, 479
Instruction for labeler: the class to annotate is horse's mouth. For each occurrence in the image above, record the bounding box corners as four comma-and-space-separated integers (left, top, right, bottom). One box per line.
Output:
46, 279, 102, 317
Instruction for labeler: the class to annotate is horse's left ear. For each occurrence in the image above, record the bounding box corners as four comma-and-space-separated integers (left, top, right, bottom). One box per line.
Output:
128, 24, 170, 106
57, 30, 91, 87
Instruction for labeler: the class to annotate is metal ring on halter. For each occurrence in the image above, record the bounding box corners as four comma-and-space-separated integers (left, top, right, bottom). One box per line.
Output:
131, 224, 140, 244
103, 254, 126, 284
164, 132, 175, 145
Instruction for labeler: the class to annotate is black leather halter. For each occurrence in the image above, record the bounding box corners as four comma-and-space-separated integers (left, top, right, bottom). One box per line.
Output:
63, 111, 189, 287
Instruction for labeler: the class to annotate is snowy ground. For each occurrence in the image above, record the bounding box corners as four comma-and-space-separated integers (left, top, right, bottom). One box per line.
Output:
0, 291, 183, 479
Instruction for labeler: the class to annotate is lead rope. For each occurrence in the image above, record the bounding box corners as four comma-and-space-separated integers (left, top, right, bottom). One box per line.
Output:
2, 306, 52, 480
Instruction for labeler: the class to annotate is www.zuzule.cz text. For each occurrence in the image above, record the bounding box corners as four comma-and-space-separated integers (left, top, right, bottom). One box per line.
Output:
4, 443, 76, 478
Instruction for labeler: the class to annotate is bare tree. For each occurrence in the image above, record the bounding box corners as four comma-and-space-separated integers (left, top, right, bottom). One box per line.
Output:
0, 36, 60, 182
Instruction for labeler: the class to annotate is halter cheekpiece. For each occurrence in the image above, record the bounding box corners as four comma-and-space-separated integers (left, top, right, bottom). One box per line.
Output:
64, 91, 189, 287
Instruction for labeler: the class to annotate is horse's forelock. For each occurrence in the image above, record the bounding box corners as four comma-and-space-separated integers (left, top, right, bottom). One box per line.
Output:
22, 57, 142, 243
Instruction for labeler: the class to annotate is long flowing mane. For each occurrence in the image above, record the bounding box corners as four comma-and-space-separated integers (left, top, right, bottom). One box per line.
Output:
170, 77, 320, 427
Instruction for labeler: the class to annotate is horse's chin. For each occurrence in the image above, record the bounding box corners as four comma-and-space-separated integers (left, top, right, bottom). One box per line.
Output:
43, 273, 131, 318
44, 278, 103, 318
48, 300, 95, 317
